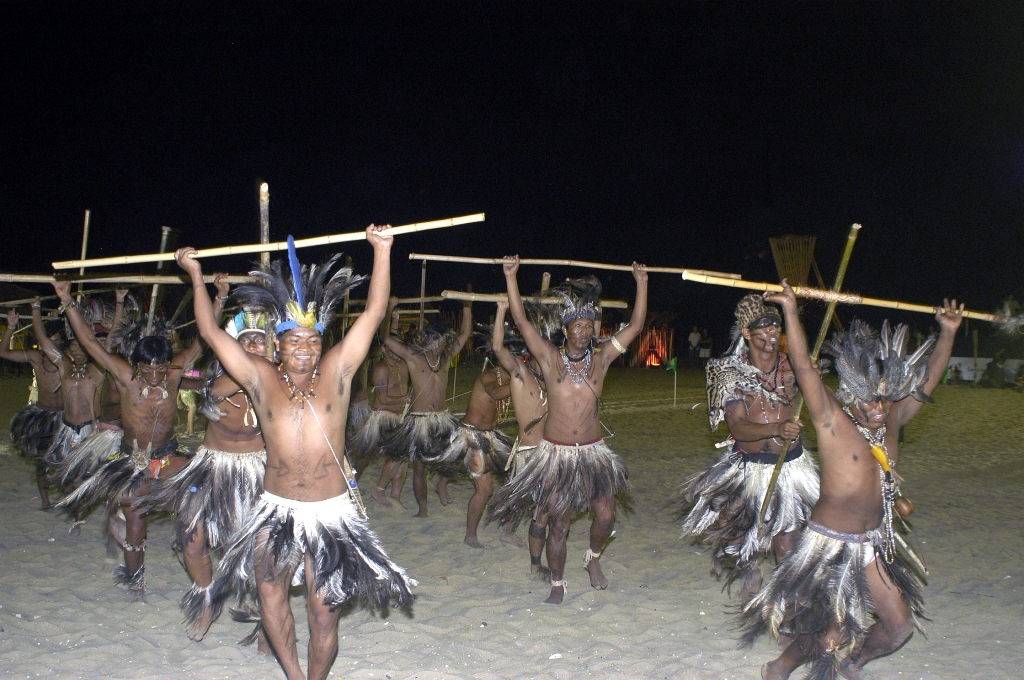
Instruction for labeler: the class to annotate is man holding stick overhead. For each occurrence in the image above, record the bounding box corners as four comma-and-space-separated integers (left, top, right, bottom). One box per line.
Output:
177, 228, 413, 680
379, 299, 472, 517
742, 280, 962, 680
681, 294, 818, 603
491, 257, 645, 604
490, 299, 557, 578
3, 305, 66, 508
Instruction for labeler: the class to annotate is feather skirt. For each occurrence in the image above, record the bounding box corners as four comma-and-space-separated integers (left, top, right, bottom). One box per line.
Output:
9, 404, 63, 473
347, 409, 404, 461
680, 442, 819, 586
43, 420, 94, 469
53, 426, 122, 487
378, 411, 459, 462
488, 439, 632, 530
740, 522, 926, 680
430, 423, 512, 478
210, 491, 417, 619
142, 446, 267, 552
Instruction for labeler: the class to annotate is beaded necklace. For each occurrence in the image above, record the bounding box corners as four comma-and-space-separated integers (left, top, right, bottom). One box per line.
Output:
843, 406, 897, 564
279, 363, 318, 408
560, 346, 592, 384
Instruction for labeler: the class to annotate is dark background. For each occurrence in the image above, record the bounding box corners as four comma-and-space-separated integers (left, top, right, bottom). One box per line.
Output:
3, 2, 1023, 355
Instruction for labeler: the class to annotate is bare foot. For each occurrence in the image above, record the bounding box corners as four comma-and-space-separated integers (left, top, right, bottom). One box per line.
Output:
414, 509, 428, 518
500, 530, 527, 548
531, 564, 551, 581
370, 487, 392, 508
257, 629, 272, 656
436, 480, 453, 506
761, 659, 792, 680
185, 606, 214, 642
777, 634, 793, 651
464, 537, 485, 549
544, 585, 565, 604
587, 557, 609, 590
839, 657, 878, 680
390, 493, 407, 509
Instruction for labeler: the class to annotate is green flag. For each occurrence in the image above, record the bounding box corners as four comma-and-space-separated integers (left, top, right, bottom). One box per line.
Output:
666, 357, 678, 372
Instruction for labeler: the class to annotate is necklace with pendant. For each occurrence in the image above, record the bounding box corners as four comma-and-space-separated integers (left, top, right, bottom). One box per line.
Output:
843, 406, 897, 564
424, 352, 442, 373
279, 363, 318, 408
70, 361, 88, 384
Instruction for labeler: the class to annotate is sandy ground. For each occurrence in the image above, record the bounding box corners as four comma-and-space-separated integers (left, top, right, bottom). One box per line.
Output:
1, 367, 1022, 679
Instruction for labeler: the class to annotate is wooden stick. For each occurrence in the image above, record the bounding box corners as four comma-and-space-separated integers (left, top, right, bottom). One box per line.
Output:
441, 290, 628, 309
338, 309, 439, 319
346, 296, 445, 306
1, 273, 251, 285
2, 288, 120, 307
409, 253, 742, 280
681, 271, 999, 322
53, 213, 485, 270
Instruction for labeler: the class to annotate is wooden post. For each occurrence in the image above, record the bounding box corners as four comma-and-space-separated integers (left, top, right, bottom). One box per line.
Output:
419, 261, 427, 331
259, 182, 270, 269
146, 226, 176, 335
76, 209, 91, 301
541, 272, 551, 291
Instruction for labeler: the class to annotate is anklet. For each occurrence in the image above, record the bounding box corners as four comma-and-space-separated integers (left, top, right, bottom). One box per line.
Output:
550, 579, 567, 593
584, 548, 601, 566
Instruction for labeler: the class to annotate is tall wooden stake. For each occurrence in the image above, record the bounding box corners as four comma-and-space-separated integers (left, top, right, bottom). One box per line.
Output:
759, 224, 861, 525
419, 261, 427, 331
259, 182, 270, 269
76, 210, 91, 301
146, 226, 176, 335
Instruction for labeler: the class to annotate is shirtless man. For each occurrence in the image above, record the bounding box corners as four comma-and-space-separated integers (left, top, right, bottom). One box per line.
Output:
145, 310, 270, 642
433, 355, 513, 547
29, 308, 106, 474
179, 228, 414, 680
742, 281, 962, 680
363, 326, 412, 507
681, 294, 818, 602
491, 299, 553, 577
3, 304, 65, 508
491, 258, 646, 604
380, 302, 472, 517
55, 281, 203, 596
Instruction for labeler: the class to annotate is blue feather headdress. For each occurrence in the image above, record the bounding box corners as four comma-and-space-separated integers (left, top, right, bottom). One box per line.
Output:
230, 236, 366, 336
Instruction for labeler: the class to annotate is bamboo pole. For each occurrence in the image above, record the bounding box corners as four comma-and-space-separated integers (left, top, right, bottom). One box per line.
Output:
1, 274, 251, 284
345, 296, 445, 307
758, 223, 861, 524
681, 271, 999, 322
409, 253, 742, 279
76, 209, 91, 300
419, 261, 427, 331
53, 213, 486, 269
441, 290, 628, 309
338, 309, 439, 319
2, 288, 121, 307
147, 226, 176, 335
259, 182, 270, 269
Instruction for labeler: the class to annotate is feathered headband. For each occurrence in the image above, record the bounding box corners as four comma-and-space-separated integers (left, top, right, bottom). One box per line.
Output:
822, 319, 935, 404
231, 236, 366, 336
725, 294, 782, 355
225, 310, 267, 339
551, 276, 602, 326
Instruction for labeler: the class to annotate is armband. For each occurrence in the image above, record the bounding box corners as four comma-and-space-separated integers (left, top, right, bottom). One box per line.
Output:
609, 335, 626, 354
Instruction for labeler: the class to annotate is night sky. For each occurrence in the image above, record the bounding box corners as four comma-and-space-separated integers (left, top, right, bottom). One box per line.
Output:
3, 2, 1023, 351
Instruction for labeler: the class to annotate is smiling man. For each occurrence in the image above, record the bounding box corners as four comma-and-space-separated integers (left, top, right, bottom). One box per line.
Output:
742, 280, 962, 680
177, 229, 414, 680
490, 259, 645, 604
681, 294, 819, 603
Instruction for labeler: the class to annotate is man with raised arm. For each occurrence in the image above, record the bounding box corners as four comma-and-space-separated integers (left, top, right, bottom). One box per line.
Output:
4, 304, 65, 508
143, 310, 270, 642
490, 299, 556, 577
54, 281, 204, 597
491, 257, 646, 604
379, 301, 472, 517
681, 294, 818, 603
742, 280, 962, 680
177, 227, 414, 680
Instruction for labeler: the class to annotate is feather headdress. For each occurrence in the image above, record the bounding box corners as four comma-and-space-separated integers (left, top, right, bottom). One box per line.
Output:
114, 314, 173, 362
230, 236, 366, 336
480, 299, 560, 358
224, 310, 268, 340
822, 319, 935, 404
550, 276, 602, 326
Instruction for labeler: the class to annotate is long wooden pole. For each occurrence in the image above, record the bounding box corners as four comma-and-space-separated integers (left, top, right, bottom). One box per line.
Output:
681, 271, 999, 322
53, 213, 486, 269
409, 253, 742, 279
2, 288, 121, 308
1, 274, 251, 285
76, 209, 91, 300
441, 290, 628, 309
759, 223, 861, 524
147, 226, 176, 334
419, 261, 427, 331
259, 182, 270, 269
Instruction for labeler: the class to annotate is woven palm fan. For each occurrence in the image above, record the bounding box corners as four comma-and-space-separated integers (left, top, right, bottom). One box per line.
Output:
769, 235, 817, 286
